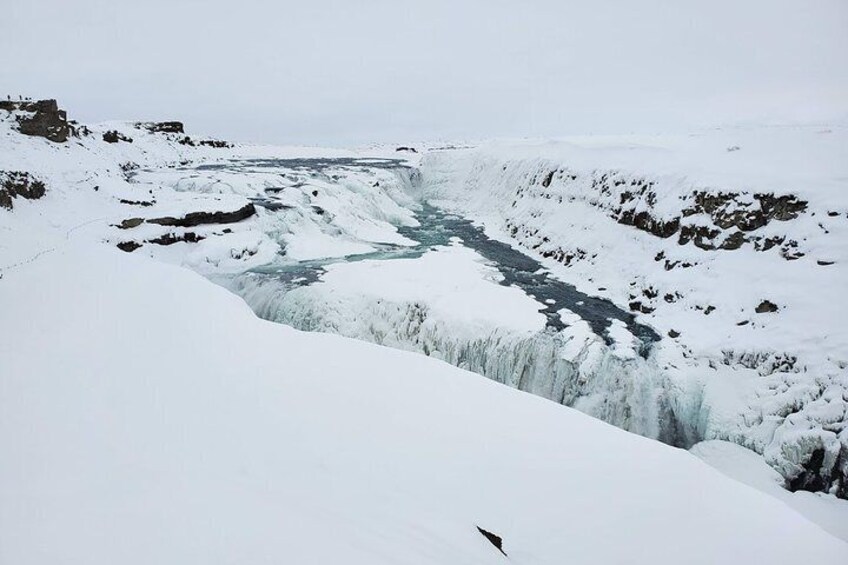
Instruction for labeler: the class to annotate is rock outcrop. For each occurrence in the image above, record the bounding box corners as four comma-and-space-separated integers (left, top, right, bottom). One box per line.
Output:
0, 171, 46, 210
0, 99, 69, 142
145, 203, 256, 227
103, 130, 133, 143
136, 121, 184, 134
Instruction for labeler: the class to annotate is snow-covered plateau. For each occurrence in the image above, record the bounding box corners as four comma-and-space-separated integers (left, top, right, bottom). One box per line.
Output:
2, 100, 847, 561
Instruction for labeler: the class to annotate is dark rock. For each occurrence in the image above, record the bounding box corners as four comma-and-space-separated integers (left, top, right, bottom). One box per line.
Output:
755, 300, 778, 314
119, 199, 153, 207
737, 320, 750, 326
686, 191, 807, 232
176, 136, 231, 148
117, 241, 142, 252
198, 139, 232, 148
754, 236, 785, 252
117, 218, 145, 229
103, 130, 133, 143
119, 161, 139, 174
678, 224, 721, 250
779, 240, 804, 260
817, 260, 835, 266
619, 210, 680, 239
147, 203, 256, 227
629, 301, 654, 314
148, 232, 205, 246
668, 329, 680, 338
757, 193, 808, 222
0, 99, 69, 142
137, 121, 184, 134
395, 146, 418, 153
720, 230, 746, 250
541, 170, 554, 188
0, 171, 46, 210
672, 190, 808, 252
312, 190, 319, 197
476, 526, 506, 556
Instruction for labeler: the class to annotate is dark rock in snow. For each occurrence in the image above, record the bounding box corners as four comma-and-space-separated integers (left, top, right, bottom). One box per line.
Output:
103, 130, 133, 144
137, 121, 185, 134
476, 526, 506, 556
177, 136, 232, 148
619, 209, 680, 239
148, 232, 205, 246
755, 300, 779, 314
0, 171, 46, 210
198, 139, 231, 148
628, 300, 655, 314
119, 199, 153, 207
116, 241, 142, 253
147, 203, 256, 227
118, 218, 145, 229
668, 329, 680, 338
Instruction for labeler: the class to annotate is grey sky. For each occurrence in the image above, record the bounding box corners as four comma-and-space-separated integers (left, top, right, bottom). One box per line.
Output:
3, 0, 847, 145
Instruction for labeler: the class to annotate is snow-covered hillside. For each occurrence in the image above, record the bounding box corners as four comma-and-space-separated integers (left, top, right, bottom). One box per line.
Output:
2, 100, 847, 561
6, 237, 848, 563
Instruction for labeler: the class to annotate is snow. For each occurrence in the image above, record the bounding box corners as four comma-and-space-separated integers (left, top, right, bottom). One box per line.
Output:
2, 105, 848, 561
692, 440, 848, 542
2, 243, 847, 564
303, 244, 547, 334
283, 228, 377, 261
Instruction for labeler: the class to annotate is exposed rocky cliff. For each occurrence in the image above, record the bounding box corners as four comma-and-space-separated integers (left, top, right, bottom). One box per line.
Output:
0, 99, 69, 142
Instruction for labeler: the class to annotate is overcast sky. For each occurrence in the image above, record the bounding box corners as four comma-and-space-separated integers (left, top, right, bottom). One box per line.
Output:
3, 0, 847, 145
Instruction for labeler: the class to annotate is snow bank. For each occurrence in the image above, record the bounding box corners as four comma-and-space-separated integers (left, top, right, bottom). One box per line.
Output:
2, 242, 847, 564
